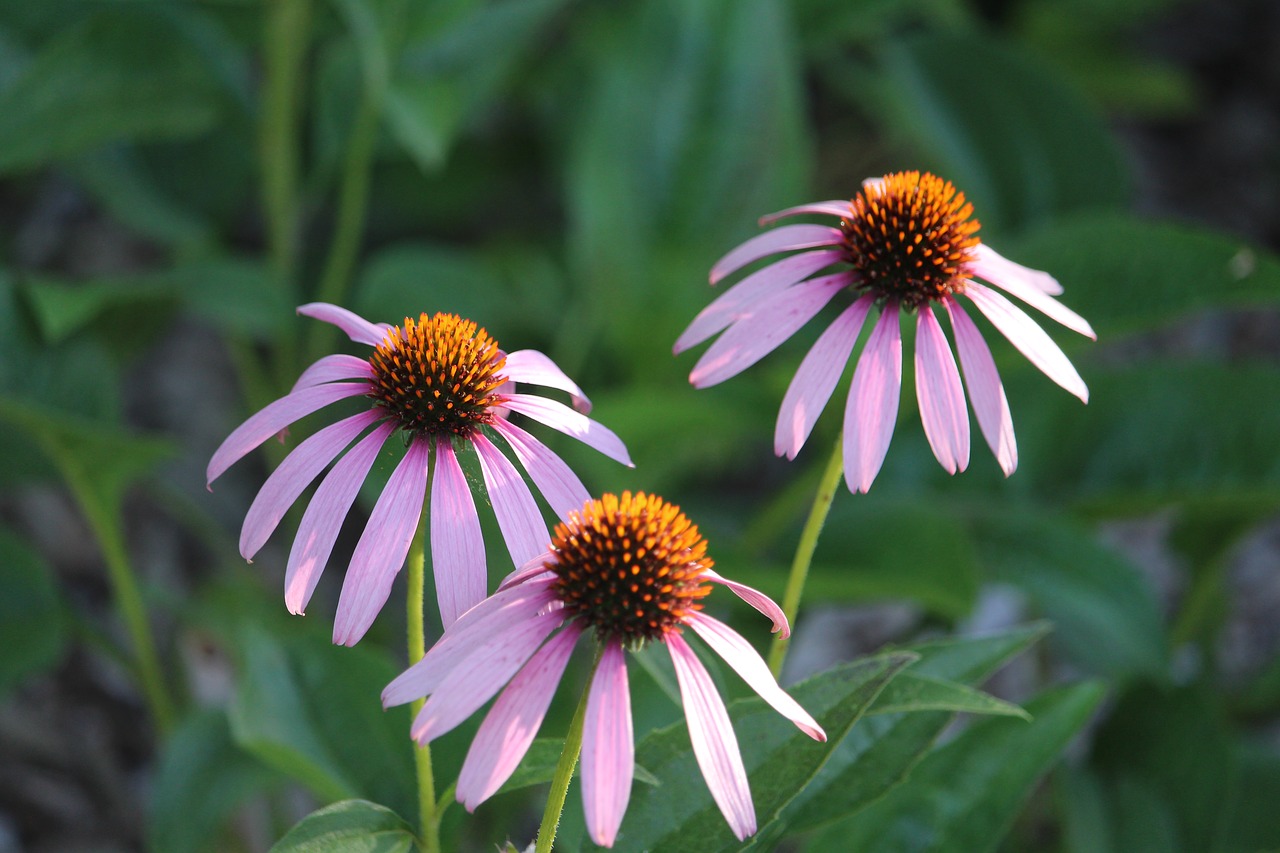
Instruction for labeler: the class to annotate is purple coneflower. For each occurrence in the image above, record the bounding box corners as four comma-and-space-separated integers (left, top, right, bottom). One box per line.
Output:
207, 304, 631, 644
675, 171, 1094, 492
382, 491, 825, 847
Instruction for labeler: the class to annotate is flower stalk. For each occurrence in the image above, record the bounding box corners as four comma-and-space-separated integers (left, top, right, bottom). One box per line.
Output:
534, 650, 600, 853
407, 514, 441, 853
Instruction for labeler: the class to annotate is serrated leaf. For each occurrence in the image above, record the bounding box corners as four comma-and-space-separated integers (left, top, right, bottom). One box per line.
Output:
867, 671, 1030, 719
777, 623, 1050, 837
148, 710, 278, 853
270, 800, 416, 853
807, 681, 1106, 852
0, 10, 224, 172
0, 526, 68, 694
596, 651, 916, 852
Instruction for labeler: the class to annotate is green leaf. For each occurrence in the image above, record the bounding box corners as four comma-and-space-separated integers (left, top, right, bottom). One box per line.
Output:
776, 623, 1050, 837
67, 146, 213, 249
228, 627, 417, 821
271, 800, 416, 853
385, 0, 571, 172
967, 511, 1167, 680
0, 526, 68, 694
806, 681, 1106, 852
1223, 742, 1280, 851
867, 671, 1030, 720
149, 710, 279, 853
20, 275, 174, 345
1011, 213, 1280, 340
597, 651, 916, 852
0, 10, 224, 172
1011, 362, 1280, 505
809, 498, 983, 619
864, 29, 1129, 233
1090, 683, 1236, 852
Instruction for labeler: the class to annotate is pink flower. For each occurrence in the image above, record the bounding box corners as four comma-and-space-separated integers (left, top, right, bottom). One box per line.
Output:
675, 171, 1094, 492
207, 304, 632, 644
382, 492, 825, 847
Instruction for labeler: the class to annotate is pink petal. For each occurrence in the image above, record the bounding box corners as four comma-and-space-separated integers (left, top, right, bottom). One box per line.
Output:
973, 244, 1063, 295
411, 609, 565, 743
431, 437, 488, 628
674, 250, 846, 355
297, 302, 391, 347
689, 273, 851, 389
969, 257, 1094, 340
497, 553, 557, 592
758, 200, 852, 226
709, 224, 844, 285
687, 614, 825, 741
290, 353, 375, 392
842, 304, 903, 493
207, 382, 369, 486
775, 295, 873, 459
914, 307, 970, 475
963, 282, 1089, 403
240, 409, 381, 560
457, 622, 583, 810
702, 568, 790, 637
472, 432, 550, 568
502, 350, 592, 413
332, 438, 430, 646
502, 394, 633, 467
582, 641, 634, 847
944, 298, 1017, 476
489, 419, 591, 518
285, 421, 396, 615
383, 578, 558, 707
666, 632, 755, 841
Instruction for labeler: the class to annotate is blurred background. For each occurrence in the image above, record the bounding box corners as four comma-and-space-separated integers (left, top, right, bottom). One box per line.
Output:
1, 0, 1278, 850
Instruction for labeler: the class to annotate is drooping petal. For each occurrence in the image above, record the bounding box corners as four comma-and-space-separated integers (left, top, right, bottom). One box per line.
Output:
689, 272, 851, 389
497, 552, 557, 592
502, 350, 592, 413
582, 641, 634, 848
702, 568, 790, 637
843, 304, 902, 493
973, 244, 1062, 295
240, 409, 381, 560
431, 437, 488, 628
666, 633, 756, 841
502, 394, 633, 467
758, 200, 852, 226
382, 579, 558, 707
297, 302, 391, 347
411, 609, 565, 744
775, 295, 873, 459
709, 224, 844, 285
944, 297, 1017, 476
970, 255, 1094, 339
489, 419, 591, 518
457, 622, 583, 810
207, 382, 369, 486
674, 250, 846, 355
472, 432, 549, 568
332, 438, 430, 646
285, 421, 396, 615
963, 281, 1089, 403
914, 307, 970, 475
290, 353, 375, 392
687, 613, 825, 742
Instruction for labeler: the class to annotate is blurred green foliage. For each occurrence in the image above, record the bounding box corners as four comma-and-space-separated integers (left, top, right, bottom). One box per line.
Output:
1, 0, 1277, 849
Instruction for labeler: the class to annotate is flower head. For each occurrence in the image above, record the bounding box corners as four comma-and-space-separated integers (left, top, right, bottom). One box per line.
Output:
382, 492, 825, 847
207, 303, 632, 644
675, 171, 1095, 492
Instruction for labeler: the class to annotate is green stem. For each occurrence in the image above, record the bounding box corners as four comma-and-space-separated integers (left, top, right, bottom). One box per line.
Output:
767, 435, 845, 678
534, 649, 602, 853
406, 518, 441, 853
